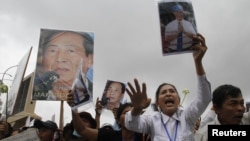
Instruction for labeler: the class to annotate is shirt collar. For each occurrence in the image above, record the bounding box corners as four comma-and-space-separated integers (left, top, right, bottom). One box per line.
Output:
160, 107, 182, 123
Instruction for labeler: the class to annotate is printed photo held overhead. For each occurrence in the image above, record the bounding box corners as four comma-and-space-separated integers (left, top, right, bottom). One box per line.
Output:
158, 0, 198, 56
100, 80, 126, 111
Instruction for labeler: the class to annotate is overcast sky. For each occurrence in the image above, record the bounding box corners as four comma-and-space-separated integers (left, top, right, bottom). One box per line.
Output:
1, 0, 250, 126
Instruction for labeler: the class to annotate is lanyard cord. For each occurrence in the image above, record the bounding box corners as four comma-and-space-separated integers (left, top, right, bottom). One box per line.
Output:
161, 115, 178, 141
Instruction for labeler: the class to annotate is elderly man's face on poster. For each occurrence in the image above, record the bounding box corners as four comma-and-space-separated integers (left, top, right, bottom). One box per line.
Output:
33, 29, 94, 101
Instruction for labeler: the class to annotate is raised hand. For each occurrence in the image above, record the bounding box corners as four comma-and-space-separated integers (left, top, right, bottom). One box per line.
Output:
95, 97, 103, 115
67, 90, 75, 107
126, 78, 151, 115
191, 33, 207, 61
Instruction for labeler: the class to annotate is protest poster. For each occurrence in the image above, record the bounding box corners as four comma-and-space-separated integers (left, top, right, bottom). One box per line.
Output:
158, 0, 198, 56
100, 80, 126, 111
32, 28, 94, 101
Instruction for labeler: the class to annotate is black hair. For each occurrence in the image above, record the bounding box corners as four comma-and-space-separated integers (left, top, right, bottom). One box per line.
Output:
212, 84, 242, 108
42, 29, 94, 56
155, 83, 179, 103
107, 80, 126, 94
116, 103, 133, 120
4, 122, 13, 138
69, 112, 97, 129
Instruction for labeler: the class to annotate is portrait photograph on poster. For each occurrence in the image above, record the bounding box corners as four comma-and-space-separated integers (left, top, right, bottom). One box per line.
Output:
70, 59, 93, 110
100, 80, 126, 111
158, 0, 198, 56
32, 28, 94, 101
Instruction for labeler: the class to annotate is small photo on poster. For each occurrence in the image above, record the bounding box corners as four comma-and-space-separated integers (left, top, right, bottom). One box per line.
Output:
100, 80, 126, 111
158, 0, 197, 56
71, 59, 93, 110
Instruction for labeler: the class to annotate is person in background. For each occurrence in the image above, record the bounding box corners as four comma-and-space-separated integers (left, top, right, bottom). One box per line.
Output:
67, 89, 150, 141
33, 119, 59, 141
0, 121, 12, 139
62, 111, 96, 141
95, 96, 120, 131
124, 34, 210, 141
195, 84, 250, 141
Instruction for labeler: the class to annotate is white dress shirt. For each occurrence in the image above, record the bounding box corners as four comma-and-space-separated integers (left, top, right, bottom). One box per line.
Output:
195, 111, 250, 141
165, 19, 196, 50
125, 75, 211, 141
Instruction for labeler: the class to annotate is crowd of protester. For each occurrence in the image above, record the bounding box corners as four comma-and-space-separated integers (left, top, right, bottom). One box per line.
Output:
0, 33, 249, 141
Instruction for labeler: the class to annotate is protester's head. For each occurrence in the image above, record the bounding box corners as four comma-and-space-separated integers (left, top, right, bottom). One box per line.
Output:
172, 4, 184, 20
0, 121, 13, 138
78, 111, 97, 129
116, 102, 133, 128
62, 123, 73, 140
155, 83, 180, 116
212, 84, 245, 125
105, 81, 126, 110
63, 112, 96, 140
34, 120, 58, 141
42, 30, 94, 82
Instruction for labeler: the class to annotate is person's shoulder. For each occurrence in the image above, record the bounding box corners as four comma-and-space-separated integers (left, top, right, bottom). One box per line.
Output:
138, 111, 161, 122
242, 111, 250, 124
148, 111, 162, 120
166, 20, 177, 26
197, 119, 216, 134
182, 19, 192, 24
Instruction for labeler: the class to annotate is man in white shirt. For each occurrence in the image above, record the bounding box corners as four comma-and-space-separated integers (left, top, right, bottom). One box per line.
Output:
195, 84, 250, 141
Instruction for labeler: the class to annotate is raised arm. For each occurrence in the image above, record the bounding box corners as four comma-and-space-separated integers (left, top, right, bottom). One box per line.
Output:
126, 78, 151, 116
191, 33, 207, 76
186, 33, 211, 128
95, 97, 103, 129
67, 91, 98, 141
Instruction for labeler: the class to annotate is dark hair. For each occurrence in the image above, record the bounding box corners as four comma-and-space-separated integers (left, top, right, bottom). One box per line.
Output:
42, 29, 94, 56
116, 103, 133, 120
78, 112, 97, 129
107, 80, 126, 94
155, 83, 179, 103
212, 84, 242, 108
4, 122, 13, 138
